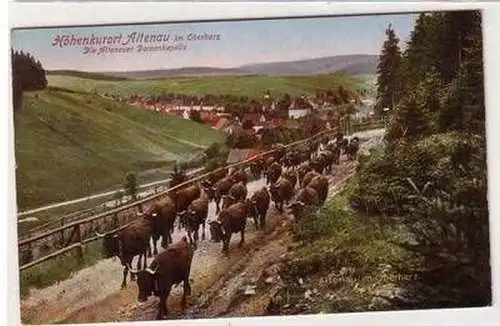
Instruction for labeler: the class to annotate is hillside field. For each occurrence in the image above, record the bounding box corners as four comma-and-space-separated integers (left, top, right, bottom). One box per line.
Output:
14, 87, 225, 211
47, 72, 366, 98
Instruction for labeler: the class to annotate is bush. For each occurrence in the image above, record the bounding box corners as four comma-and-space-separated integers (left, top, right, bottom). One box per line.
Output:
351, 132, 490, 308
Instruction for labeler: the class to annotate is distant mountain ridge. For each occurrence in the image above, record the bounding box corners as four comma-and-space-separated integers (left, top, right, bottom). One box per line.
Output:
49, 54, 379, 79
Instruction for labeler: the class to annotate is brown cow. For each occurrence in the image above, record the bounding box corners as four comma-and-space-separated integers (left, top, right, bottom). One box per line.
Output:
208, 176, 237, 214
149, 196, 177, 250
180, 194, 210, 249
281, 170, 298, 189
170, 184, 201, 215
208, 167, 229, 185
309, 156, 327, 174
209, 200, 251, 254
269, 178, 294, 212
249, 186, 270, 230
96, 216, 152, 289
306, 175, 329, 204
300, 170, 321, 188
129, 236, 194, 320
174, 184, 202, 231
265, 156, 276, 169
221, 181, 248, 210
230, 168, 248, 185
250, 160, 264, 178
319, 150, 336, 174
266, 162, 282, 185
298, 164, 313, 186
287, 187, 320, 220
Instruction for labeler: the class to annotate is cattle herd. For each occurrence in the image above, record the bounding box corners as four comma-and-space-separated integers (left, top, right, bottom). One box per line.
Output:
94, 132, 361, 320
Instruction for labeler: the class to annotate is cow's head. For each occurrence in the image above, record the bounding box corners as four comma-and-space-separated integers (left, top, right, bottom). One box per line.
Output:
184, 208, 199, 232
129, 264, 158, 302
203, 184, 217, 201
96, 232, 120, 259
247, 197, 259, 219
287, 201, 306, 219
176, 210, 189, 228
268, 183, 280, 201
208, 220, 223, 242
221, 194, 237, 210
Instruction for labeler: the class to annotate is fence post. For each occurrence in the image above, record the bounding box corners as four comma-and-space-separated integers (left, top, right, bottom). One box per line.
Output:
59, 217, 65, 247
75, 224, 83, 264
112, 213, 119, 228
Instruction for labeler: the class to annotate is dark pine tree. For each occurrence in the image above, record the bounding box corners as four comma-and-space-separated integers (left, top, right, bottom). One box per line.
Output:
11, 49, 48, 111
375, 24, 402, 115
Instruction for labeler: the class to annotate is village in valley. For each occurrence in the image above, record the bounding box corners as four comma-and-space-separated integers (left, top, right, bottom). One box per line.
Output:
108, 87, 376, 162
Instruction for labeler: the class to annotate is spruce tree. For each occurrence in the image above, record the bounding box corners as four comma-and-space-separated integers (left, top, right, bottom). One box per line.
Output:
375, 24, 402, 115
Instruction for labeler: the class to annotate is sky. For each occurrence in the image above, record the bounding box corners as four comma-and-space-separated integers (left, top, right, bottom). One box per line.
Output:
11, 13, 418, 72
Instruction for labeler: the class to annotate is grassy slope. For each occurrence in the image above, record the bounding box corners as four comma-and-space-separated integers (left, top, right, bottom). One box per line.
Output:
14, 88, 224, 210
47, 73, 364, 98
272, 180, 409, 314
47, 70, 131, 81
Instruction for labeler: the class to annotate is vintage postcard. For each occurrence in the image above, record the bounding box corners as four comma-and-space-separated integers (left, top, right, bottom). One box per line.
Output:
11, 10, 490, 325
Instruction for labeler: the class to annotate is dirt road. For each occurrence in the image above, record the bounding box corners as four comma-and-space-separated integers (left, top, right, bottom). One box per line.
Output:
19, 129, 385, 325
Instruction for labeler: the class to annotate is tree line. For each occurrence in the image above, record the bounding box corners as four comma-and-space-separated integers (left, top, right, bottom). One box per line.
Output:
11, 49, 48, 110
354, 10, 489, 308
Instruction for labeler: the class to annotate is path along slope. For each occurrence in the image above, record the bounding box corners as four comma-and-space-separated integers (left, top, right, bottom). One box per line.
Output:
20, 129, 385, 324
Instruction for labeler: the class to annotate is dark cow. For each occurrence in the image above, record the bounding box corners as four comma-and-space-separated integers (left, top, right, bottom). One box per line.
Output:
171, 184, 201, 214
287, 187, 320, 220
327, 141, 342, 164
230, 168, 248, 185
340, 138, 349, 154
209, 200, 251, 254
149, 196, 177, 250
206, 176, 236, 214
319, 150, 336, 174
306, 174, 329, 204
309, 155, 327, 174
207, 167, 229, 185
221, 181, 248, 210
96, 216, 152, 289
250, 159, 264, 179
180, 194, 210, 249
266, 162, 282, 185
281, 170, 298, 189
300, 170, 321, 188
281, 151, 301, 171
249, 186, 271, 230
298, 164, 313, 186
272, 143, 287, 162
346, 137, 360, 160
269, 178, 294, 212
129, 236, 194, 320
265, 156, 276, 170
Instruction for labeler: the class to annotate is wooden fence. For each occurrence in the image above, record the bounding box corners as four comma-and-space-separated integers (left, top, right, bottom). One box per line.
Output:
17, 120, 385, 272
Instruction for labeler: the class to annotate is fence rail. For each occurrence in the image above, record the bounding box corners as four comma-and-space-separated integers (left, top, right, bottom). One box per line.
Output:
18, 120, 385, 272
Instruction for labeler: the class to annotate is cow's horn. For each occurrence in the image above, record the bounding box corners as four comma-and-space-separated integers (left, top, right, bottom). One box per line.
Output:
145, 267, 157, 275
95, 232, 105, 238
296, 201, 306, 206
178, 210, 187, 215
127, 263, 140, 274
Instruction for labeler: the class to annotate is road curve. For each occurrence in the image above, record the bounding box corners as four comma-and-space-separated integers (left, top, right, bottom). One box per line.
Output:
19, 128, 385, 325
